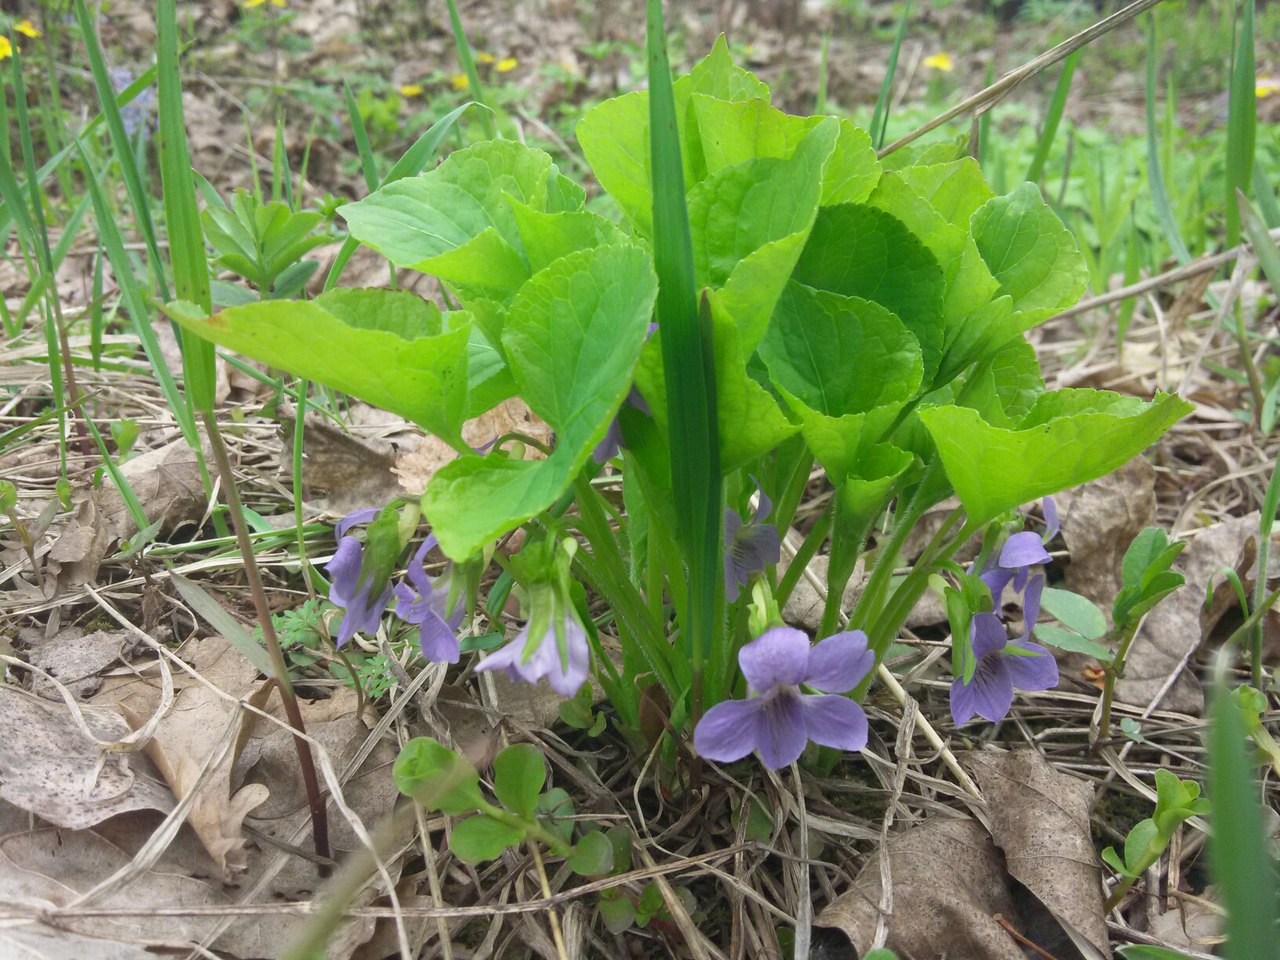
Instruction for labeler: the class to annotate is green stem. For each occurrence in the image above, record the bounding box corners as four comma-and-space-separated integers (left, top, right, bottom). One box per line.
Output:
1095, 619, 1142, 746
475, 799, 572, 857
775, 501, 833, 609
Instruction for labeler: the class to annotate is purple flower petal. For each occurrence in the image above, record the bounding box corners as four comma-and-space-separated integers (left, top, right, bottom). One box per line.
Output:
799, 694, 868, 752
738, 627, 811, 692
1042, 496, 1059, 543
755, 690, 809, 770
417, 610, 462, 663
1000, 531, 1051, 570
749, 476, 774, 523
803, 630, 873, 693
591, 418, 624, 464
970, 612, 1008, 660
980, 567, 1014, 606
1020, 573, 1045, 642
404, 535, 440, 596
1002, 641, 1059, 692
693, 697, 766, 764
725, 523, 780, 602
967, 657, 1016, 723
950, 675, 979, 726
327, 536, 364, 608
475, 614, 590, 697
336, 507, 380, 539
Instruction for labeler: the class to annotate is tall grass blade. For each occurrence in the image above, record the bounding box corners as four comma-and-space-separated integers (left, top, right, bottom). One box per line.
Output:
343, 80, 379, 193
444, 0, 494, 139
1224, 0, 1256, 248
74, 0, 170, 300
870, 4, 910, 150
156, 0, 215, 412
1145, 16, 1191, 264
1207, 677, 1277, 958
815, 32, 830, 116
646, 0, 721, 712
1026, 50, 1079, 185
1252, 162, 1280, 229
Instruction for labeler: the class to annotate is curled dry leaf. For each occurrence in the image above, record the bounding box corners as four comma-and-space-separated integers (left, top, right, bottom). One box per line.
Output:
964, 748, 1111, 960
19, 626, 140, 701
47, 437, 208, 591
93, 636, 267, 881
0, 685, 173, 830
814, 818, 1024, 960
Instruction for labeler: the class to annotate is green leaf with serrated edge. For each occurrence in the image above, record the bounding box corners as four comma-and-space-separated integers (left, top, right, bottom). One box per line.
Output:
508, 203, 628, 274
340, 139, 574, 300
833, 444, 913, 539
685, 120, 837, 349
450, 814, 525, 864
423, 244, 656, 558
918, 390, 1191, 528
689, 97, 879, 206
634, 295, 796, 475
760, 282, 922, 418
577, 37, 768, 235
792, 203, 945, 382
567, 831, 615, 876
971, 182, 1087, 316
1040, 587, 1108, 640
1034, 624, 1113, 661
392, 737, 485, 814
166, 290, 470, 447
492, 743, 545, 821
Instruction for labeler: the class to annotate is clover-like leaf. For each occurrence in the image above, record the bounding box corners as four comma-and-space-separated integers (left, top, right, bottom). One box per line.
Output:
450, 814, 526, 864
393, 737, 485, 815
492, 743, 546, 821
567, 831, 615, 877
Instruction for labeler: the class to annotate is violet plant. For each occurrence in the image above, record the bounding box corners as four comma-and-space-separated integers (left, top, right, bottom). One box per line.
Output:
168, 6, 1192, 774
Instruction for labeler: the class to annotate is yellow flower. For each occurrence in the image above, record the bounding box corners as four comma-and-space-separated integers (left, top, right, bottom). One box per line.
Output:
15, 19, 41, 39
1257, 77, 1280, 99
450, 73, 470, 91
245, 0, 287, 8
496, 57, 518, 73
924, 52, 954, 73
399, 83, 423, 98
0, 36, 14, 60
476, 52, 495, 65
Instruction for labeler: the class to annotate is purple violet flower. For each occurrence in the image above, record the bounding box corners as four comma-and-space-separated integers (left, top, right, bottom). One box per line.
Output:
326, 508, 393, 647
394, 535, 464, 663
592, 385, 652, 464
694, 627, 874, 770
475, 607, 590, 697
109, 66, 156, 139
950, 613, 1059, 725
724, 481, 781, 603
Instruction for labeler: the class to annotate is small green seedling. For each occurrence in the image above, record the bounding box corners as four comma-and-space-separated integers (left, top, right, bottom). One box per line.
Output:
559, 683, 608, 736
1102, 769, 1209, 909
393, 738, 613, 874
201, 188, 329, 299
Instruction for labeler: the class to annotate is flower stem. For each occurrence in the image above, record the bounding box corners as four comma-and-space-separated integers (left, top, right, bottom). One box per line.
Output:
1095, 619, 1142, 746
202, 410, 331, 871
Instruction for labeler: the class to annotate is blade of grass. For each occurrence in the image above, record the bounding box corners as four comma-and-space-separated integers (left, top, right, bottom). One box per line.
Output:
1224, 0, 1256, 249
870, 3, 910, 150
1252, 161, 1280, 229
880, 0, 1164, 158
647, 0, 722, 715
1026, 49, 1079, 184
815, 32, 830, 115
342, 80, 379, 194
14, 191, 93, 325
443, 0, 494, 139
1145, 15, 1191, 265
1207, 668, 1277, 959
74, 0, 170, 301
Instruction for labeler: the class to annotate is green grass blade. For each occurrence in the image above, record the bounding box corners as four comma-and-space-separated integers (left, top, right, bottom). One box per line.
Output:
444, 0, 494, 139
815, 32, 830, 116
870, 4, 910, 149
646, 0, 721, 712
84, 417, 150, 534
1239, 192, 1280, 297
1252, 162, 1280, 229
74, 0, 170, 300
342, 80, 379, 193
1207, 679, 1278, 958
1225, 0, 1256, 248
1145, 16, 1191, 264
1026, 50, 1079, 185
156, 0, 214, 412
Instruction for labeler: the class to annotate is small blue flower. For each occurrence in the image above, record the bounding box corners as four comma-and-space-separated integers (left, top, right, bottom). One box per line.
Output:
394, 535, 464, 663
950, 614, 1058, 726
326, 508, 392, 647
724, 481, 780, 603
476, 606, 590, 697
694, 627, 873, 770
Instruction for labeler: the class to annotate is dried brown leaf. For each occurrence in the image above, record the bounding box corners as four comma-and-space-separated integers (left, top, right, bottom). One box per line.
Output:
0, 685, 173, 830
814, 818, 1023, 960
965, 748, 1111, 960
20, 627, 140, 701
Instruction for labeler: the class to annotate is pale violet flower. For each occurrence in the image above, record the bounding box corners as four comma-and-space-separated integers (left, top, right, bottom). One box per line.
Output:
394, 535, 464, 663
724, 481, 780, 603
476, 607, 590, 697
326, 508, 392, 647
950, 614, 1058, 725
694, 627, 873, 770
